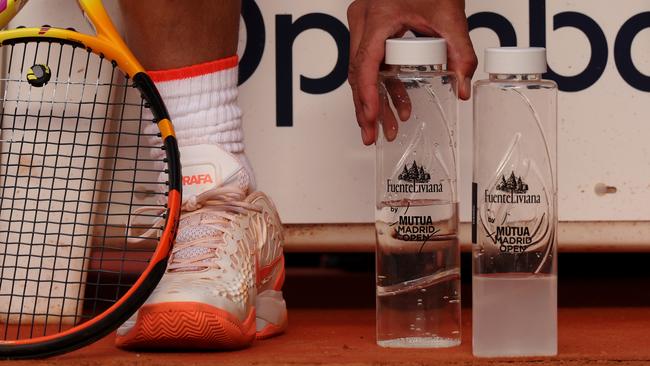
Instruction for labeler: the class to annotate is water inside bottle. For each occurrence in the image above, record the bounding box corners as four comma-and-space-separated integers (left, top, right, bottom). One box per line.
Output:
375, 199, 460, 348
472, 273, 557, 357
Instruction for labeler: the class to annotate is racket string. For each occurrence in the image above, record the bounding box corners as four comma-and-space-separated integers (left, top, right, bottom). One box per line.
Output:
0, 40, 169, 340
0, 40, 31, 339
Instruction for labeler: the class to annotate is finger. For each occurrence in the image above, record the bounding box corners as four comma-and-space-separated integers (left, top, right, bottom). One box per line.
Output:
385, 77, 411, 121
435, 10, 478, 100
347, 1, 370, 142
351, 69, 370, 142
354, 19, 405, 138
447, 35, 477, 100
347, 1, 366, 64
381, 95, 399, 142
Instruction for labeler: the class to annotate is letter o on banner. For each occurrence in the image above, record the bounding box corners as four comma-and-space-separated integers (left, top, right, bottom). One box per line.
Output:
615, 12, 650, 92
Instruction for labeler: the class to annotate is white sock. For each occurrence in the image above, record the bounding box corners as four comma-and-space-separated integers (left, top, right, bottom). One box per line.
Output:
146, 56, 256, 190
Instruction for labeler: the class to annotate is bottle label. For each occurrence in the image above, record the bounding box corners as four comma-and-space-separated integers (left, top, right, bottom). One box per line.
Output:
487, 171, 541, 252
385, 160, 443, 194
375, 201, 441, 255
378, 158, 455, 246
392, 207, 439, 243
477, 168, 550, 254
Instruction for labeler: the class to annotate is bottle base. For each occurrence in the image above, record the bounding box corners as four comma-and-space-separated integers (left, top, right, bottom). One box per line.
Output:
377, 337, 461, 349
472, 274, 557, 358
473, 349, 558, 358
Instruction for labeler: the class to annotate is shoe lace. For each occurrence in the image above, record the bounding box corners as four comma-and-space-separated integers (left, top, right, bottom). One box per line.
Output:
127, 187, 261, 271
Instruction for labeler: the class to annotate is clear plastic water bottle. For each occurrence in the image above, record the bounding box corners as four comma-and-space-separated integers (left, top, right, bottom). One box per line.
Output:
472, 47, 558, 357
375, 38, 460, 348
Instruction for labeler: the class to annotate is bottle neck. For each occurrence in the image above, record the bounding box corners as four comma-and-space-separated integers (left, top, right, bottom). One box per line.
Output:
489, 73, 542, 81
392, 64, 446, 73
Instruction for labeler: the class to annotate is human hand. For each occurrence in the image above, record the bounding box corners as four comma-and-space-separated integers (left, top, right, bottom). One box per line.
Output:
347, 0, 477, 145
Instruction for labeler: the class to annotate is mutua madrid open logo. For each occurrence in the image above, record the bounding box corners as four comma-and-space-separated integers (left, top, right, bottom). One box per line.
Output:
485, 171, 540, 204
386, 161, 442, 193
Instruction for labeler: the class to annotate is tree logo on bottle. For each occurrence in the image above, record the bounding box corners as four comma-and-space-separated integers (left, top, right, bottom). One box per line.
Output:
398, 161, 431, 183
496, 171, 529, 194
387, 161, 441, 193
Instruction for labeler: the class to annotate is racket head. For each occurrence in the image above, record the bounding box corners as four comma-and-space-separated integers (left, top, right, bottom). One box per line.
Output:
0, 26, 181, 359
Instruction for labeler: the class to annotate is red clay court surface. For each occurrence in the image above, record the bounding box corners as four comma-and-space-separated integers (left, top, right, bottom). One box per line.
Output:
7, 307, 650, 366
5, 264, 650, 365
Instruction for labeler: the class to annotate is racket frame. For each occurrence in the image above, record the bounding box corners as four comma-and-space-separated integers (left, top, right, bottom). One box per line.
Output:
0, 0, 182, 358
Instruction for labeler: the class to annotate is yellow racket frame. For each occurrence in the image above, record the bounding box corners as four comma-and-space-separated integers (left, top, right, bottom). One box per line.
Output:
0, 0, 177, 140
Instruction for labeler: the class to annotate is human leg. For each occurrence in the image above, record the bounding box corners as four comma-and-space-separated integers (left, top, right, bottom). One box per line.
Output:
115, 1, 287, 350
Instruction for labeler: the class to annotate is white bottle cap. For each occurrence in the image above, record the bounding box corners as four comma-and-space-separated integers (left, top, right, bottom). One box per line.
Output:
484, 47, 547, 74
385, 37, 447, 66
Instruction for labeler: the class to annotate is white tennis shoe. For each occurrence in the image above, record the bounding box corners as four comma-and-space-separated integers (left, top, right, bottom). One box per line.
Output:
115, 145, 286, 350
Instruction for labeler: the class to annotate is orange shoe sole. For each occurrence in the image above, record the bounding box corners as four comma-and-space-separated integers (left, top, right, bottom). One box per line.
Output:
255, 263, 288, 340
115, 302, 256, 351
256, 312, 288, 340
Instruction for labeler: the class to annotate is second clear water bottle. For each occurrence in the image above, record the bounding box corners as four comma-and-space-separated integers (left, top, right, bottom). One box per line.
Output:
375, 38, 460, 348
472, 47, 558, 357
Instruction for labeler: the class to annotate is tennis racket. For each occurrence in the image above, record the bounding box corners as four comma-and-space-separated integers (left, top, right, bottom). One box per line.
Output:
0, 0, 181, 358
